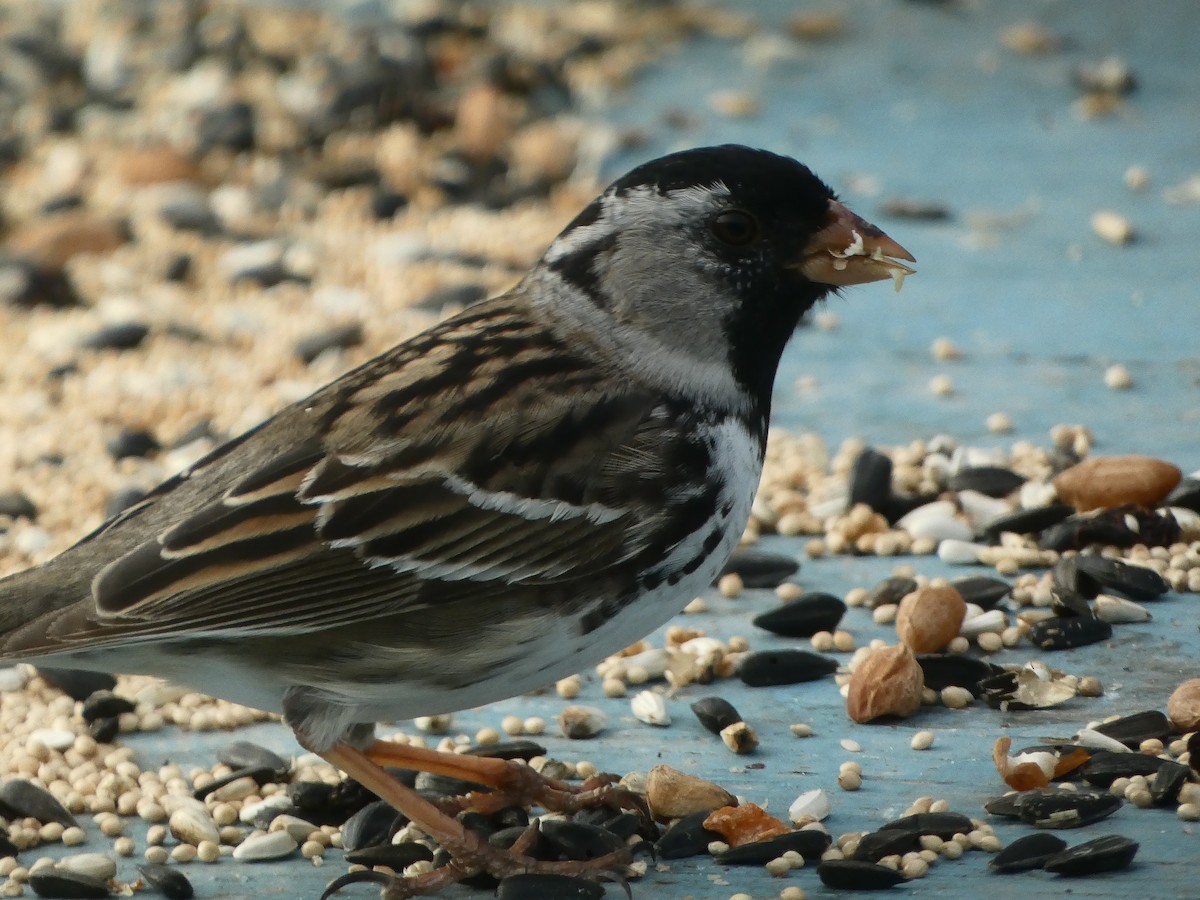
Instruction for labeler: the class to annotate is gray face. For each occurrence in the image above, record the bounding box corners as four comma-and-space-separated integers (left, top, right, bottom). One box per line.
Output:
532, 173, 835, 416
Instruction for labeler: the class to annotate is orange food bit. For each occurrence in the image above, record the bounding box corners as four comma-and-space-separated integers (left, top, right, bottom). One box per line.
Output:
703, 802, 791, 847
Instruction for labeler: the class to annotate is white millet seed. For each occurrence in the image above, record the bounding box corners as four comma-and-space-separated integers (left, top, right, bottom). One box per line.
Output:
840, 738, 862, 753
1104, 363, 1133, 390
776, 583, 804, 602
61, 828, 85, 847
718, 573, 744, 598
986, 412, 1013, 434
837, 770, 863, 791
555, 677, 581, 699
500, 716, 523, 736
910, 731, 935, 751
790, 723, 814, 738
113, 836, 135, 857
930, 337, 962, 361
1092, 209, 1135, 244
144, 846, 169, 864
197, 841, 220, 863
523, 716, 546, 735
765, 856, 792, 877
810, 631, 835, 652
929, 374, 955, 397
976, 632, 1004, 653
941, 686, 973, 709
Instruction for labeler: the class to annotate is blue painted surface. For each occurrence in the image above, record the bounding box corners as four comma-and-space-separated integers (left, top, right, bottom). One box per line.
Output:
30, 1, 1200, 897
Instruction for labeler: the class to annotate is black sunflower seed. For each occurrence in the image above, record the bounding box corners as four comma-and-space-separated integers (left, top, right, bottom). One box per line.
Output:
464, 740, 547, 761
849, 448, 893, 515
1074, 555, 1169, 601
853, 828, 921, 862
0, 830, 17, 859
339, 800, 403, 852
984, 791, 1037, 818
1165, 477, 1200, 513
573, 808, 641, 841
82, 321, 149, 351
79, 690, 135, 723
414, 771, 490, 796
714, 829, 832, 864
194, 765, 277, 801
496, 874, 605, 900
948, 465, 1025, 497
342, 841, 434, 869
1092, 710, 1170, 748
0, 778, 77, 827
1017, 789, 1122, 828
216, 741, 290, 779
35, 668, 116, 701
137, 863, 194, 899
752, 592, 845, 637
878, 811, 975, 839
1150, 759, 1192, 805
28, 869, 109, 899
989, 833, 1068, 873
0, 491, 37, 520
738, 649, 838, 687
539, 819, 625, 860
87, 717, 120, 744
1039, 507, 1180, 552
983, 503, 1074, 542
656, 811, 723, 859
1043, 834, 1139, 876
1081, 749, 1169, 786
817, 859, 905, 889
720, 549, 800, 588
865, 576, 918, 610
488, 824, 552, 858
949, 575, 1012, 609
690, 697, 743, 734
916, 654, 1003, 695
1028, 615, 1112, 650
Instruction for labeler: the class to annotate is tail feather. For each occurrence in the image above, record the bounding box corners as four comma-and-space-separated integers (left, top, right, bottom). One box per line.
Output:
0, 561, 91, 660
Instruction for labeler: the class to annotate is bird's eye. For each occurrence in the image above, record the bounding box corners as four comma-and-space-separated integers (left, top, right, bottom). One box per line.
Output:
710, 210, 760, 247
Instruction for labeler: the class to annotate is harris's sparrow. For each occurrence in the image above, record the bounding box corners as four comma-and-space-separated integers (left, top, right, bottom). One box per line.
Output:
0, 145, 914, 895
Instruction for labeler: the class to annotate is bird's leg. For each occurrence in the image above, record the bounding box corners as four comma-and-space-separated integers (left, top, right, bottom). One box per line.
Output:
320, 742, 633, 899
362, 738, 646, 819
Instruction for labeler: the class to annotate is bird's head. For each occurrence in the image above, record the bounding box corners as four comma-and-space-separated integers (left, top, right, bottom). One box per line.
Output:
536, 144, 915, 412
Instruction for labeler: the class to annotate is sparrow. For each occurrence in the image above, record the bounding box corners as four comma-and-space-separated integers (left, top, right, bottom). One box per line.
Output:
0, 144, 913, 895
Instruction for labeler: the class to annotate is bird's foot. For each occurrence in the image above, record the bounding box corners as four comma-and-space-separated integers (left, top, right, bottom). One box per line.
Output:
322, 824, 634, 899
364, 738, 649, 823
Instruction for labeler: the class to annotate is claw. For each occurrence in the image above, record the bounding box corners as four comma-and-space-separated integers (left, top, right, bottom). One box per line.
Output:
319, 869, 395, 899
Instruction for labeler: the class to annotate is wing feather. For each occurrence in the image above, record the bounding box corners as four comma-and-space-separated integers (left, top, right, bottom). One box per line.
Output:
11, 298, 724, 660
